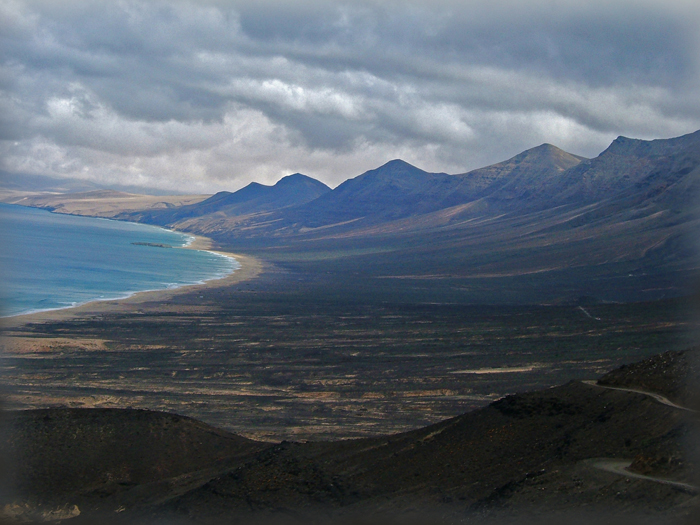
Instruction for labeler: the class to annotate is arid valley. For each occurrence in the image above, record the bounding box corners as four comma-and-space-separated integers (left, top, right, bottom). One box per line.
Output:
4, 2, 700, 521
2, 128, 700, 523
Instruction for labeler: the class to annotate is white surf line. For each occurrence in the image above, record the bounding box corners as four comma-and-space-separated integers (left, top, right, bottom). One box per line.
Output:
586, 458, 698, 494
577, 306, 601, 320
581, 380, 696, 413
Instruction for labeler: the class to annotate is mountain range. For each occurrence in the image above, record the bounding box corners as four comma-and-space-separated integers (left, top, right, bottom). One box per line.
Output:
4, 129, 699, 303
122, 142, 590, 231
119, 130, 700, 303
120, 130, 700, 237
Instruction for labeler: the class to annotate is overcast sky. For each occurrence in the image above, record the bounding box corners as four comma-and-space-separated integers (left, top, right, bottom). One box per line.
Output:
2, 0, 700, 192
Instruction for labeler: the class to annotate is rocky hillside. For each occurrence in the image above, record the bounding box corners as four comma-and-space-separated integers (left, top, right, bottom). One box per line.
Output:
599, 348, 700, 407
2, 410, 266, 512
2, 349, 697, 523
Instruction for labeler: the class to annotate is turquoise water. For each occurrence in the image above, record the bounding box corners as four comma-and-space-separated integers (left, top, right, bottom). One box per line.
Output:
0, 203, 239, 317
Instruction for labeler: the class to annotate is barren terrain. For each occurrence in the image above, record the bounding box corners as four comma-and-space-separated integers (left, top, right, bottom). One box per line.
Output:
2, 349, 698, 524
1, 261, 692, 441
0, 190, 207, 218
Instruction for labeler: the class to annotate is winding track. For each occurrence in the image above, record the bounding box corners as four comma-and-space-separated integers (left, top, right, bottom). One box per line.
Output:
580, 380, 698, 492
584, 458, 698, 494
580, 380, 696, 412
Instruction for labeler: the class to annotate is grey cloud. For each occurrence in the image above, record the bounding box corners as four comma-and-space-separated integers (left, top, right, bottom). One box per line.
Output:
1, 0, 699, 192
234, 0, 695, 86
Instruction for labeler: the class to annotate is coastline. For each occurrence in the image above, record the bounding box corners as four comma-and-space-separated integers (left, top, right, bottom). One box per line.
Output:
0, 233, 264, 330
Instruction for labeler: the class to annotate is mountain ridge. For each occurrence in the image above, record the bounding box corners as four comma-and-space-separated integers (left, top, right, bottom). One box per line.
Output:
453, 142, 588, 205
127, 172, 330, 225
7, 130, 699, 303
290, 159, 455, 225
141, 142, 590, 231
545, 130, 700, 205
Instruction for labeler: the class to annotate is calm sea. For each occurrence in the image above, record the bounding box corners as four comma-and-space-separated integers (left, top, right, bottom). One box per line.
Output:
0, 203, 239, 317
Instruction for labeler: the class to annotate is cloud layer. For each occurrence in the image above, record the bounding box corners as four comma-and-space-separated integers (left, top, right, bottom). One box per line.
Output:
2, 0, 700, 192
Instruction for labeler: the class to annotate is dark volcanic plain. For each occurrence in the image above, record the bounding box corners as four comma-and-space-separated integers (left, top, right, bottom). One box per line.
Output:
0, 272, 694, 442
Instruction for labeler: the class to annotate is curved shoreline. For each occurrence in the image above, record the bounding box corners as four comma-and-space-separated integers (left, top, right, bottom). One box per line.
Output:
0, 233, 263, 330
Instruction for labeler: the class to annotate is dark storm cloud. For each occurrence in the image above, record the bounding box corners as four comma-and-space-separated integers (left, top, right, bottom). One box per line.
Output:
237, 1, 693, 86
1, 0, 699, 192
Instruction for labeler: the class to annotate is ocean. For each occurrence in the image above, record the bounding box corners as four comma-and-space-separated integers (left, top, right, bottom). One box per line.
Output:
0, 203, 239, 317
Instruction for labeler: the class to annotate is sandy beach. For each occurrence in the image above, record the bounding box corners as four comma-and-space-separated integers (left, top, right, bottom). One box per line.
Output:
0, 234, 264, 331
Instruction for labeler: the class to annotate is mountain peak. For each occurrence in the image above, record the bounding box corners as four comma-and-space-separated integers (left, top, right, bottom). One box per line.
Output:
535, 143, 565, 153
515, 143, 584, 161
362, 159, 437, 180
532, 143, 558, 151
603, 130, 700, 158
276, 173, 308, 185
604, 135, 644, 155
451, 142, 586, 202
275, 173, 330, 191
380, 159, 416, 169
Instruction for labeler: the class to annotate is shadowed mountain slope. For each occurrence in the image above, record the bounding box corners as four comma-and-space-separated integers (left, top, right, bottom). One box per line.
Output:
121, 146, 585, 232
127, 173, 330, 226
455, 142, 586, 204
287, 159, 456, 225
133, 145, 587, 236
291, 147, 586, 226
545, 130, 700, 205
170, 132, 699, 243
199, 173, 331, 215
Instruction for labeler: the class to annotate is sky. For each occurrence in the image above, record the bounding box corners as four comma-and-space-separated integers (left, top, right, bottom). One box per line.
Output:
1, 0, 700, 193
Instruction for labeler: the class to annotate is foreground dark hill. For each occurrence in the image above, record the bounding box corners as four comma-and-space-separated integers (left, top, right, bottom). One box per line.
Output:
3, 410, 266, 507
2, 350, 696, 523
